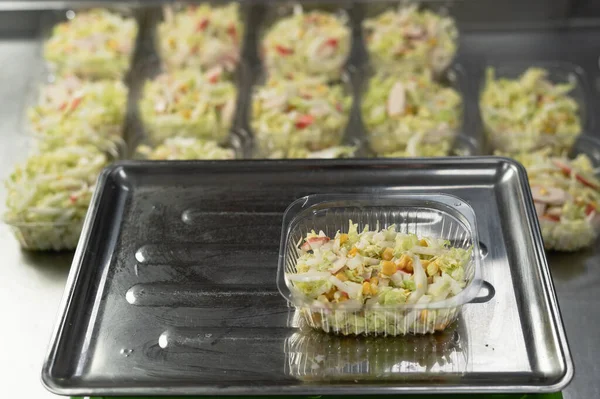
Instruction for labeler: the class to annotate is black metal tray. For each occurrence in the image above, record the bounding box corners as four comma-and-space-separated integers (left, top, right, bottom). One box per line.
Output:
42, 158, 572, 396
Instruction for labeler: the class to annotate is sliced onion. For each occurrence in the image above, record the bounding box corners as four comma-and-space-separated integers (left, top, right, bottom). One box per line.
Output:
364, 257, 380, 265
329, 256, 347, 274
411, 246, 448, 256
286, 271, 330, 282
329, 276, 361, 297
346, 256, 363, 270
390, 270, 409, 286
407, 256, 427, 304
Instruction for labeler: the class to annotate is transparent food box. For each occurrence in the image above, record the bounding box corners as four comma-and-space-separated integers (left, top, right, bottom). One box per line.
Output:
42, 7, 140, 81
278, 193, 484, 336
258, 3, 354, 81
357, 63, 466, 157
479, 61, 591, 154
285, 318, 468, 380
247, 67, 355, 158
361, 1, 459, 76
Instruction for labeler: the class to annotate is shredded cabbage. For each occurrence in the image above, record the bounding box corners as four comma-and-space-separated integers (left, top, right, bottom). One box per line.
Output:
44, 9, 138, 79
507, 149, 600, 251
266, 145, 356, 159
379, 139, 451, 158
363, 5, 458, 74
135, 137, 235, 160
481, 67, 581, 154
251, 75, 351, 157
262, 5, 351, 80
362, 71, 461, 155
158, 3, 243, 72
28, 76, 127, 157
287, 221, 472, 335
3, 145, 108, 251
140, 68, 237, 144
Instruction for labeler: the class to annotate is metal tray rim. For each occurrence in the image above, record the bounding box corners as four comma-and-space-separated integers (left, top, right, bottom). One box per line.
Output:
40, 157, 574, 396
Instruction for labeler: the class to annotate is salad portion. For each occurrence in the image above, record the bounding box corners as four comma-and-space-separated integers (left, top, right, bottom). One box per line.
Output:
286, 222, 473, 335
44, 9, 138, 79
252, 75, 351, 157
4, 145, 108, 250
158, 3, 243, 72
136, 137, 235, 160
510, 149, 600, 251
363, 5, 458, 74
28, 76, 127, 156
140, 68, 237, 144
361, 71, 461, 156
481, 67, 581, 154
262, 5, 351, 80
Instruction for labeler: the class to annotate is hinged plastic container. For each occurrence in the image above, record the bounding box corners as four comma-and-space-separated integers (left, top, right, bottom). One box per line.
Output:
357, 64, 467, 156
277, 193, 484, 336
479, 61, 590, 154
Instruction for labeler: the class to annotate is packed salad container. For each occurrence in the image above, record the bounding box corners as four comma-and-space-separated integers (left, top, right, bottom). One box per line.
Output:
480, 63, 588, 154
43, 8, 138, 80
285, 322, 467, 379
278, 194, 483, 336
259, 4, 352, 81
3, 0, 599, 258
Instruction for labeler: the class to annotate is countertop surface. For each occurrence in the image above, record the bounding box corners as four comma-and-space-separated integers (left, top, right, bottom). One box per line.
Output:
1, 30, 600, 399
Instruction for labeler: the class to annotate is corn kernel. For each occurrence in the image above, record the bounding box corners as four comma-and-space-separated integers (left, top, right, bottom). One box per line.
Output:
335, 272, 348, 282
382, 260, 396, 276
339, 233, 348, 245
107, 39, 118, 50
362, 282, 371, 295
370, 277, 379, 286
405, 258, 414, 273
381, 247, 394, 261
426, 261, 439, 277
348, 247, 359, 257
324, 287, 336, 301
419, 239, 428, 247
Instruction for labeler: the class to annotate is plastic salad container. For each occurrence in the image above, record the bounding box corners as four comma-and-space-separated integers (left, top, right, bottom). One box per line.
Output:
44, 8, 138, 80
360, 67, 463, 156
504, 136, 600, 252
3, 145, 108, 251
27, 75, 127, 157
278, 193, 483, 336
285, 321, 467, 379
480, 63, 587, 154
362, 4, 458, 75
139, 67, 237, 144
260, 4, 352, 81
251, 74, 352, 158
157, 2, 244, 72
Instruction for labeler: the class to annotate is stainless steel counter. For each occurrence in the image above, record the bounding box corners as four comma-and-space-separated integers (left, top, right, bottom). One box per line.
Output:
1, 22, 599, 399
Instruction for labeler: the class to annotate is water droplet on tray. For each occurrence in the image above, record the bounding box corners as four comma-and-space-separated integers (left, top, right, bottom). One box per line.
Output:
120, 348, 133, 357
205, 333, 213, 338
159, 331, 169, 349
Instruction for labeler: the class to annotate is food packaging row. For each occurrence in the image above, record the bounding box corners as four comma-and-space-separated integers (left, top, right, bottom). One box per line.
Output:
3, 2, 600, 255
